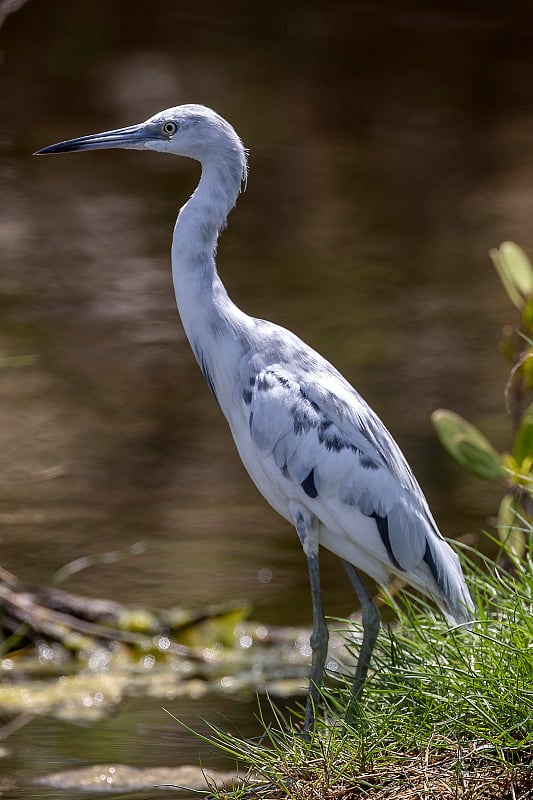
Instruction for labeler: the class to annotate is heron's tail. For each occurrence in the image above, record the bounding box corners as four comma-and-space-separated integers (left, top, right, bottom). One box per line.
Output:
438, 575, 474, 627
421, 536, 474, 626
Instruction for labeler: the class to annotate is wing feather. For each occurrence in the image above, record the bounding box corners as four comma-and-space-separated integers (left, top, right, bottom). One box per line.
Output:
243, 362, 435, 575
234, 331, 472, 624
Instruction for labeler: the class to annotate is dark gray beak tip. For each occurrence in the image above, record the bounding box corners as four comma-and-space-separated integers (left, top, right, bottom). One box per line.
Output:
34, 145, 59, 156
34, 142, 81, 156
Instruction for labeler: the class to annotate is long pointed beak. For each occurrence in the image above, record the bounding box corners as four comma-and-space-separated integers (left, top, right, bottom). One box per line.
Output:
34, 123, 149, 156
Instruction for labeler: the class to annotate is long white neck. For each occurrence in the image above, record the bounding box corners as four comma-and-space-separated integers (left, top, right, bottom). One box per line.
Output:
171, 144, 250, 411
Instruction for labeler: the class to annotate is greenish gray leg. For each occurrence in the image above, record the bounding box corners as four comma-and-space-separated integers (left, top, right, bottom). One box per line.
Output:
303, 552, 329, 735
342, 560, 380, 721
292, 506, 328, 736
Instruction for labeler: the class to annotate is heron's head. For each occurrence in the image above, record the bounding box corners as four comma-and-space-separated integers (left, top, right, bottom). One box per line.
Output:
35, 104, 247, 179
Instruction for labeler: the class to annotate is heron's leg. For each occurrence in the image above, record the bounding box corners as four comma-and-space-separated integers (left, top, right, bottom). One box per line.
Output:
303, 552, 329, 733
291, 505, 328, 737
342, 560, 380, 721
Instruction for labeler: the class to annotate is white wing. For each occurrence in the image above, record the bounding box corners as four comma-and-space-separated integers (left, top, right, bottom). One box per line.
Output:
238, 344, 472, 623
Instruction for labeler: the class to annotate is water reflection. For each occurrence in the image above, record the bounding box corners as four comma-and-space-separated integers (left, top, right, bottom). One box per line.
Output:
5, 696, 269, 799
1, 0, 532, 793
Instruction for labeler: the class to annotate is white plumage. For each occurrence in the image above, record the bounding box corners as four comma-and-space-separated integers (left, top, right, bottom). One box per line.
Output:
36, 104, 473, 732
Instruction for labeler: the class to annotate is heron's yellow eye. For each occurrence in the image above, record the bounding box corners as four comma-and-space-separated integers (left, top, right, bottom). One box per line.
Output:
162, 121, 178, 137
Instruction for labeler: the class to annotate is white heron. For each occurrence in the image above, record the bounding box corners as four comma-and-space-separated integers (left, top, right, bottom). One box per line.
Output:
35, 105, 473, 732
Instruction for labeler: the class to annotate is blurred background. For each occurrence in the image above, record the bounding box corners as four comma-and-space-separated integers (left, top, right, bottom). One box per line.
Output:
0, 0, 532, 793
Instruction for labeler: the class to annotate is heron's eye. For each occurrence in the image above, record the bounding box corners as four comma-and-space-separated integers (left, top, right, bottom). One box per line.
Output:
162, 121, 178, 137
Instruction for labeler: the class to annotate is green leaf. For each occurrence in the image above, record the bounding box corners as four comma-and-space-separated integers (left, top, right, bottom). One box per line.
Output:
489, 241, 533, 310
513, 402, 533, 464
522, 295, 533, 333
431, 409, 505, 481
497, 493, 527, 561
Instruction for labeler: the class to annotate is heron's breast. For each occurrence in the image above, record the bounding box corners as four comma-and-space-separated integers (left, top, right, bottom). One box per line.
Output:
226, 417, 295, 522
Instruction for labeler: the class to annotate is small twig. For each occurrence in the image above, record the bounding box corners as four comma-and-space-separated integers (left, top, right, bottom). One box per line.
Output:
0, 564, 18, 587
0, 713, 33, 743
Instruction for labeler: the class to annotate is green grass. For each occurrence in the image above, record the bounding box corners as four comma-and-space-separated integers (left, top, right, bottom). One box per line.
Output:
185, 527, 533, 799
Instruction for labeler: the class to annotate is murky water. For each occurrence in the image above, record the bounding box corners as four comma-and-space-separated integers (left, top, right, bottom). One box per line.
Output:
1, 2, 532, 796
